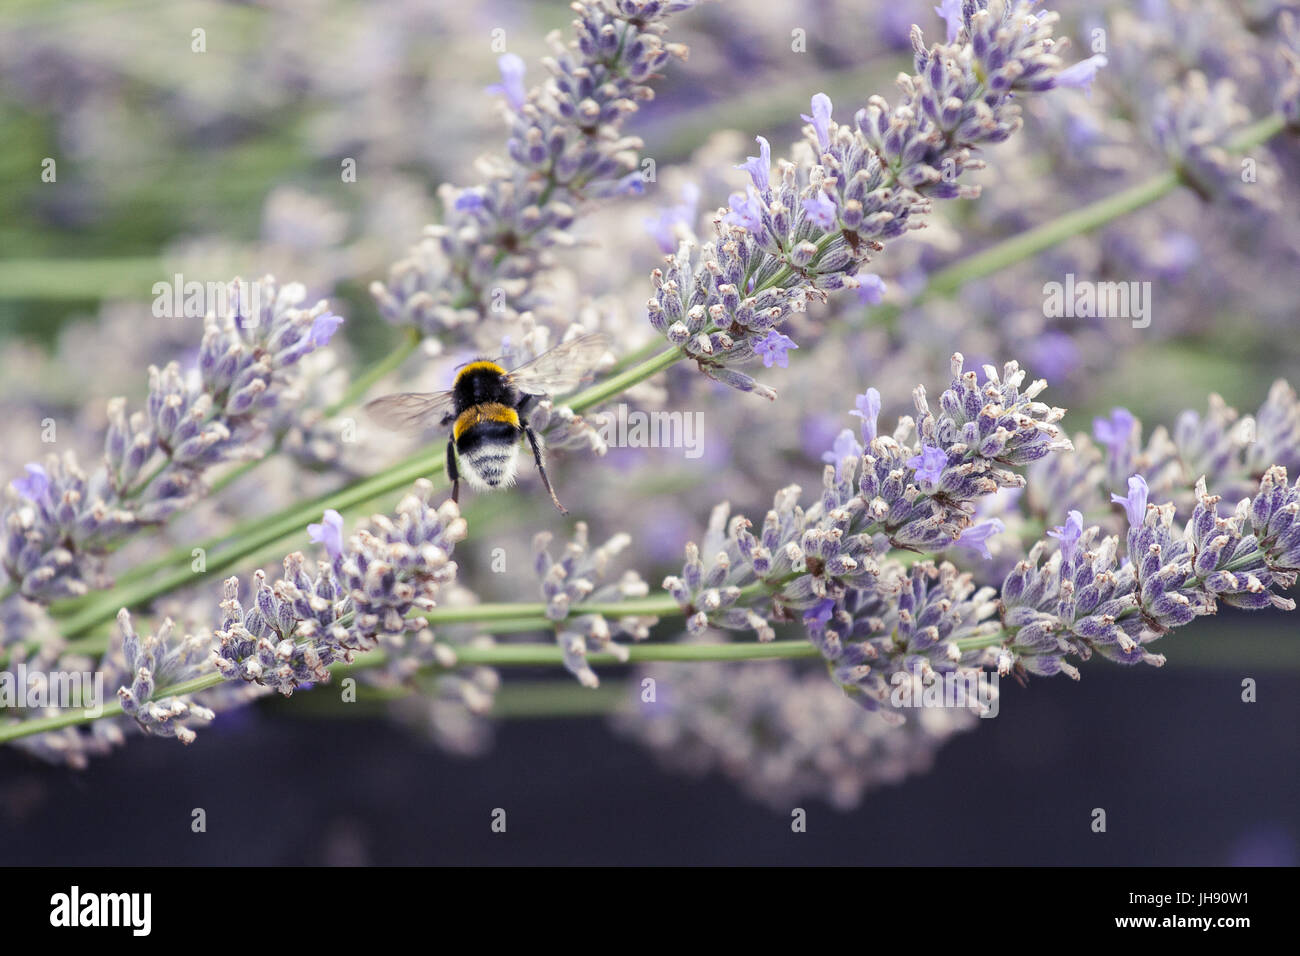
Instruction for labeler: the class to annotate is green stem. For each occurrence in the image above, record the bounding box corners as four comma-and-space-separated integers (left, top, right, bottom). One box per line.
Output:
0, 638, 818, 744
0, 256, 165, 300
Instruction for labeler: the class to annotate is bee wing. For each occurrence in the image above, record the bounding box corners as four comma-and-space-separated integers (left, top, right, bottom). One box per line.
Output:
507, 331, 611, 397
364, 391, 457, 432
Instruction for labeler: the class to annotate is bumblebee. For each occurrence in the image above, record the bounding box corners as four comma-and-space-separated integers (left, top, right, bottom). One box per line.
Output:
365, 332, 609, 514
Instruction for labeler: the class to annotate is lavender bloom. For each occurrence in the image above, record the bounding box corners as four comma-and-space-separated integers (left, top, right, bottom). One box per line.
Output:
1112, 474, 1150, 527
736, 135, 772, 191
643, 182, 700, 254
1054, 53, 1108, 93
534, 523, 656, 687
1001, 471, 1299, 678
1094, 407, 1136, 458
11, 464, 50, 505
822, 428, 864, 480
659, 356, 1071, 646
115, 609, 216, 745
487, 53, 527, 111
934, 0, 964, 44
801, 92, 833, 151
907, 445, 948, 488
856, 273, 887, 306
213, 481, 466, 693
2, 277, 338, 602
373, 1, 696, 334
1047, 509, 1085, 563
801, 190, 838, 231
806, 560, 1003, 720
1151, 71, 1279, 208
307, 509, 345, 560
850, 388, 882, 442
753, 330, 798, 368
954, 518, 1005, 559
647, 3, 1085, 395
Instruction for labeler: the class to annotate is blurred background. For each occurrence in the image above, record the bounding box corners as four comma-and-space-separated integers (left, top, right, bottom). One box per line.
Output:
1, 0, 1297, 864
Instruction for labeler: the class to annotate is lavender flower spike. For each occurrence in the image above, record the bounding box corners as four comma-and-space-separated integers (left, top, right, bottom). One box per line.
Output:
535, 524, 656, 687
2, 277, 338, 602
373, 1, 696, 333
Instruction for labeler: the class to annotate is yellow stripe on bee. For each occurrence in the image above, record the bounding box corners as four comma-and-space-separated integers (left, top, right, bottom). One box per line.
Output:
452, 403, 520, 441
455, 360, 507, 383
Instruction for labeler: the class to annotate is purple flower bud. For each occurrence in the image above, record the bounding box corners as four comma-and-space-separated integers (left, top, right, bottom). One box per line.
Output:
801, 191, 838, 231
454, 190, 486, 212
487, 53, 527, 110
309, 312, 344, 348
934, 0, 964, 44
801, 93, 833, 151
821, 428, 864, 479
307, 509, 345, 559
1047, 509, 1084, 562
1093, 407, 1136, 459
1055, 54, 1108, 94
850, 388, 882, 442
736, 135, 772, 192
609, 172, 645, 197
955, 518, 1005, 560
855, 273, 887, 306
642, 182, 699, 253
1111, 474, 1150, 527
753, 329, 798, 368
803, 597, 836, 628
906, 444, 947, 487
11, 463, 51, 504
723, 185, 765, 232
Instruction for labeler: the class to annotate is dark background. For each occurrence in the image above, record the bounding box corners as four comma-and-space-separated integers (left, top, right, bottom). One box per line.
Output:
3, 616, 1295, 866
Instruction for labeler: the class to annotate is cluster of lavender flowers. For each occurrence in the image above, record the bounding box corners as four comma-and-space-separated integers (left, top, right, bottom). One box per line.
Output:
998, 468, 1299, 678
2, 278, 341, 603
534, 523, 657, 687
212, 480, 465, 696
115, 609, 216, 745
646, 0, 1101, 396
1151, 71, 1278, 210
1025, 378, 1300, 531
372, 0, 696, 337
653, 354, 1066, 647
637, 358, 1299, 720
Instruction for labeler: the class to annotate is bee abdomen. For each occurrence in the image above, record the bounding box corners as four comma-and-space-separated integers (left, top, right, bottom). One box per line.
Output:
456, 417, 522, 489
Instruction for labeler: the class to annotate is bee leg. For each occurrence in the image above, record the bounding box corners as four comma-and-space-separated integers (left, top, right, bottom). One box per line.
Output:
446, 438, 460, 504
523, 424, 567, 515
